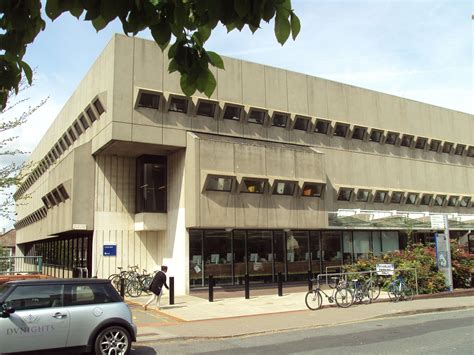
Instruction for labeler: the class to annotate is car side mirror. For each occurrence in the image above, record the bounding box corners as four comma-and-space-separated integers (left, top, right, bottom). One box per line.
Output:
1, 305, 15, 318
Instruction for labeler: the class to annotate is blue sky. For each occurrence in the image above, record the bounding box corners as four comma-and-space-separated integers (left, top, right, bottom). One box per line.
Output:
1, 0, 472, 229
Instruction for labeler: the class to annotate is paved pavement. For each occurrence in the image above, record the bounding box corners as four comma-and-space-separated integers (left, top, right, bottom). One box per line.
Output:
126, 288, 474, 344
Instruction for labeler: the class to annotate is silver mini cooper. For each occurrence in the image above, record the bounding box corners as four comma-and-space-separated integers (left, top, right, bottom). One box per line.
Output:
0, 278, 137, 354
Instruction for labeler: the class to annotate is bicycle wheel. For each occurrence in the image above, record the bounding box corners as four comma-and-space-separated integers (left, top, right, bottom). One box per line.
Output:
305, 290, 323, 310
367, 280, 381, 300
335, 288, 354, 308
109, 274, 122, 291
387, 284, 400, 302
400, 285, 413, 301
361, 288, 372, 305
126, 280, 142, 298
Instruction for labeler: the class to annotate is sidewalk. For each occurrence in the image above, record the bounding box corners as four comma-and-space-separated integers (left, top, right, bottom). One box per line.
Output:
127, 289, 474, 343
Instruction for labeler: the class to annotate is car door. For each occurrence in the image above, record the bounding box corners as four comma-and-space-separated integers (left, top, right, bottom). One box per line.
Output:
0, 284, 70, 353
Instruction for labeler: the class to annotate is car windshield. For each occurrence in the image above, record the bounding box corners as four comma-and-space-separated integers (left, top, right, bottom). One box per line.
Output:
0, 284, 10, 300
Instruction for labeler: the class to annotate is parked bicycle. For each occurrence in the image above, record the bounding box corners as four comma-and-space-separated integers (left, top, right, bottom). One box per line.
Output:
108, 266, 154, 298
349, 278, 372, 304
387, 274, 413, 302
305, 277, 354, 310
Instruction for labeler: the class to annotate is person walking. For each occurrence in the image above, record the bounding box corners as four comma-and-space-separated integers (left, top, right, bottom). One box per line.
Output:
143, 265, 169, 311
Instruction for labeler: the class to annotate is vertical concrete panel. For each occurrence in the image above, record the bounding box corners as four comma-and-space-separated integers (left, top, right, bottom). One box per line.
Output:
217, 57, 243, 103
327, 80, 348, 121
242, 62, 266, 107
110, 156, 118, 212
346, 86, 365, 125
287, 71, 308, 115
265, 66, 288, 112
113, 35, 134, 125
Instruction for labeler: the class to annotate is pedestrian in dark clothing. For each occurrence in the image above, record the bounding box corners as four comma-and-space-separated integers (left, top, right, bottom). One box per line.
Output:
143, 265, 168, 310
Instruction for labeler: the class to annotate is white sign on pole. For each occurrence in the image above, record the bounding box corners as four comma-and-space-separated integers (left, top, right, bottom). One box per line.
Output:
430, 215, 445, 230
435, 229, 453, 291
376, 263, 394, 276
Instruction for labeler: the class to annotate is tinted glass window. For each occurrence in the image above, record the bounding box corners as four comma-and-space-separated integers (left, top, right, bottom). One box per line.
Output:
400, 135, 413, 147
385, 132, 398, 145
248, 110, 266, 124
66, 284, 117, 306
169, 97, 188, 113
0, 284, 10, 299
197, 102, 216, 117
86, 107, 98, 122
302, 183, 323, 197
337, 188, 352, 201
223, 106, 241, 120
79, 115, 89, 130
93, 99, 105, 115
138, 92, 160, 109
352, 127, 366, 140
136, 155, 167, 213
369, 130, 383, 142
434, 195, 445, 206
390, 192, 403, 204
334, 124, 348, 137
294, 117, 309, 131
241, 179, 265, 193
272, 181, 296, 196
355, 189, 369, 202
430, 140, 440, 151
4, 285, 63, 310
206, 177, 233, 192
272, 113, 288, 128
314, 120, 330, 134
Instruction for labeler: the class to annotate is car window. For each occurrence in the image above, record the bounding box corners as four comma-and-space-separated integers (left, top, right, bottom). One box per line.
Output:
0, 284, 10, 301
66, 284, 117, 306
4, 285, 63, 311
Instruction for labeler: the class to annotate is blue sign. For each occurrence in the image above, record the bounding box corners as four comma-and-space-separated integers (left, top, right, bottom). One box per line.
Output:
103, 244, 117, 256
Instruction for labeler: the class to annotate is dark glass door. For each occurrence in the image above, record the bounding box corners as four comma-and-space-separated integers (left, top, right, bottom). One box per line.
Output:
286, 231, 310, 281
309, 231, 321, 274
273, 231, 285, 282
203, 230, 232, 286
247, 231, 273, 283
321, 231, 342, 273
233, 231, 247, 285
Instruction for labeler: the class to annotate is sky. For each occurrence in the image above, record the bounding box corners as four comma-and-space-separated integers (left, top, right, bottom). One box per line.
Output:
1, 0, 472, 230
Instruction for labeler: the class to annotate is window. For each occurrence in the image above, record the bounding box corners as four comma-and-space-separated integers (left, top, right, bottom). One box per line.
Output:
406, 193, 418, 205
74, 121, 83, 135
42, 196, 53, 209
79, 115, 90, 130
385, 132, 398, 145
58, 185, 69, 200
369, 129, 383, 143
400, 134, 413, 147
429, 139, 441, 152
197, 101, 216, 117
66, 284, 118, 306
272, 113, 288, 128
272, 181, 296, 196
93, 98, 105, 115
4, 285, 63, 310
302, 183, 324, 197
454, 144, 465, 156
248, 109, 266, 124
293, 116, 310, 131
355, 189, 370, 202
46, 193, 56, 207
223, 105, 241, 121
206, 176, 233, 192
337, 188, 353, 201
169, 96, 188, 113
68, 128, 77, 142
241, 179, 265, 194
434, 195, 445, 206
86, 107, 97, 123
55, 144, 63, 157
415, 137, 427, 150
136, 155, 167, 213
352, 126, 366, 140
442, 142, 453, 154
333, 123, 349, 137
137, 92, 160, 109
468, 146, 474, 157
52, 189, 63, 203
460, 196, 471, 208
390, 191, 403, 204
314, 119, 330, 134
51, 148, 59, 160
373, 190, 388, 203
59, 138, 67, 151
420, 194, 432, 205
447, 196, 458, 207
63, 134, 71, 147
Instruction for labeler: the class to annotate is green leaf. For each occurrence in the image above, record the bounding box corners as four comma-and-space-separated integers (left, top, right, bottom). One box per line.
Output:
197, 25, 212, 43
274, 13, 290, 45
290, 12, 300, 40
234, 0, 250, 18
19, 61, 33, 85
180, 74, 197, 97
206, 51, 224, 70
196, 69, 216, 97
45, 0, 62, 20
151, 23, 172, 50
92, 16, 108, 32
168, 59, 180, 74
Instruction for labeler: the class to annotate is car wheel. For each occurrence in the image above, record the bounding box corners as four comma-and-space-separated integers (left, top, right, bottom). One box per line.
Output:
94, 325, 131, 355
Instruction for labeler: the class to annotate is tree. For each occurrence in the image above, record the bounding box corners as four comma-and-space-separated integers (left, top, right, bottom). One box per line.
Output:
0, 74, 47, 220
0, 0, 300, 110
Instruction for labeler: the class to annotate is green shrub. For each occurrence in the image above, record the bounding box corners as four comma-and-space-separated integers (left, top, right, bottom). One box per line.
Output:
450, 240, 474, 288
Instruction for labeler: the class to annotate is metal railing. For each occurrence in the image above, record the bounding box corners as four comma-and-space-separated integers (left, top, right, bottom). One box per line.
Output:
0, 256, 43, 275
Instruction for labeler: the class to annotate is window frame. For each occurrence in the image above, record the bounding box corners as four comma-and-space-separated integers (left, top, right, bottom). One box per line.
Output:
373, 190, 388, 203
205, 175, 235, 192
447, 195, 459, 207
240, 178, 267, 194
93, 98, 105, 115
434, 195, 446, 207
271, 112, 289, 128
442, 142, 453, 154
459, 196, 471, 208
405, 192, 419, 205
420, 194, 433, 206
333, 123, 349, 138
429, 139, 441, 152
384, 132, 399, 145
355, 189, 370, 202
314, 119, 330, 135
196, 100, 218, 118
369, 129, 383, 143
222, 104, 243, 121
400, 134, 414, 148
272, 180, 297, 196
293, 115, 310, 131
301, 182, 325, 198
454, 144, 466, 156
352, 126, 367, 140
136, 155, 168, 213
415, 137, 427, 150
389, 191, 404, 204
247, 108, 267, 125
137, 91, 161, 110
337, 187, 353, 202
168, 95, 189, 113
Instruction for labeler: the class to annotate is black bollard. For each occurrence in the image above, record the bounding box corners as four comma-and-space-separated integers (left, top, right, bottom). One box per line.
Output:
169, 277, 175, 305
208, 275, 214, 302
307, 271, 313, 291
244, 274, 250, 299
120, 277, 125, 299
277, 272, 283, 297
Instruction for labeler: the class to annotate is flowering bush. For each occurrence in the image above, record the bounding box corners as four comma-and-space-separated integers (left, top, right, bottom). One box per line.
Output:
343, 243, 473, 294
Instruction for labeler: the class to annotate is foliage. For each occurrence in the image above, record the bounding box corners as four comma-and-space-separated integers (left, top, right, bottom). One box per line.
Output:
450, 240, 474, 288
343, 244, 456, 295
0, 0, 300, 109
0, 74, 47, 219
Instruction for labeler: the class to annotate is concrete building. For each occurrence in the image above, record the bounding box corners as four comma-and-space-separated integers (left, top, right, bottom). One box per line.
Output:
0, 229, 16, 256
14, 35, 474, 294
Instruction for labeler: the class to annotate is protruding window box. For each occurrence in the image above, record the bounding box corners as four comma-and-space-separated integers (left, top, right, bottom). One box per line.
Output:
301, 181, 325, 198
369, 129, 383, 143
389, 191, 404, 204
337, 187, 353, 201
314, 119, 331, 135
333, 123, 349, 138
352, 126, 367, 140
433, 195, 446, 206
134, 212, 167, 231
202, 172, 236, 193
355, 188, 370, 202
272, 180, 297, 196
384, 132, 399, 145
240, 179, 266, 194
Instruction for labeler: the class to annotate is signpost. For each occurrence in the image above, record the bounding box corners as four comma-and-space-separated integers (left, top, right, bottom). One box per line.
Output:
103, 243, 117, 257
433, 215, 453, 291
